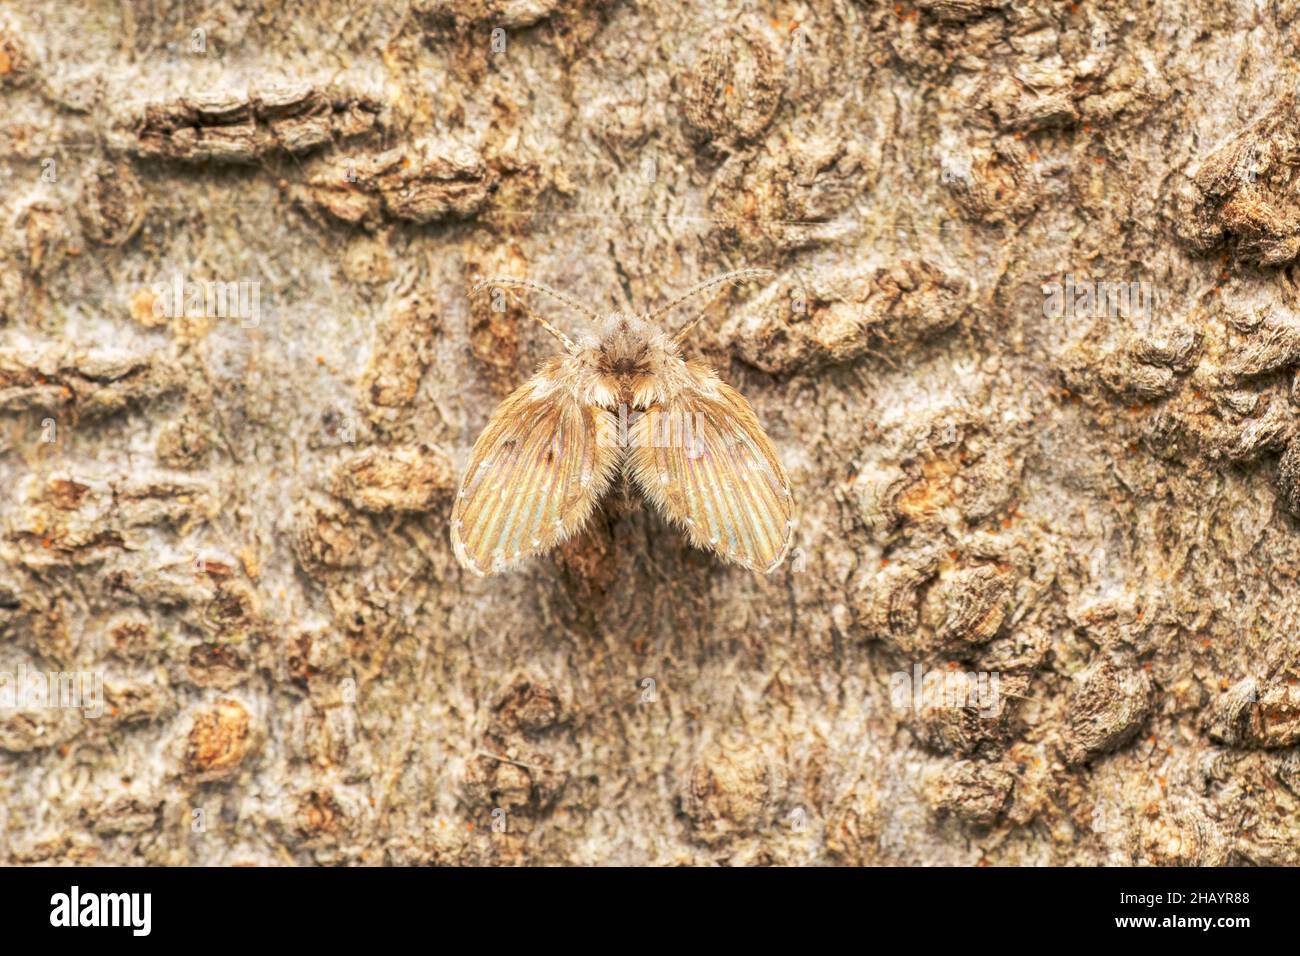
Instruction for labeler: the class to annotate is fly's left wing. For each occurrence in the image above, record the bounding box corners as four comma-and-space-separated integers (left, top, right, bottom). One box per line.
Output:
452, 379, 620, 576
625, 378, 794, 572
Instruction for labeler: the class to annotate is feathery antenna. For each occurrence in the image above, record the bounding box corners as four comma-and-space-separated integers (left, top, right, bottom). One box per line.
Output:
471, 277, 603, 354
646, 269, 773, 344
472, 277, 603, 323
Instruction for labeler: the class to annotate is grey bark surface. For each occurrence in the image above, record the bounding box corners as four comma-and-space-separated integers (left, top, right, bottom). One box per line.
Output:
2, 0, 1299, 865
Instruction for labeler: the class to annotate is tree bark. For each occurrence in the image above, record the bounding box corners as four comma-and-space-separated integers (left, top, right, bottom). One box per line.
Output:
2, 0, 1299, 865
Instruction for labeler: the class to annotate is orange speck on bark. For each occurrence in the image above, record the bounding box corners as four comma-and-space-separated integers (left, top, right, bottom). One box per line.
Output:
0, 50, 11, 75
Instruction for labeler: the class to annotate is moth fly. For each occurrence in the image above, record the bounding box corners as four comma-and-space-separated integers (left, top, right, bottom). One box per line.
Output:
452, 269, 794, 576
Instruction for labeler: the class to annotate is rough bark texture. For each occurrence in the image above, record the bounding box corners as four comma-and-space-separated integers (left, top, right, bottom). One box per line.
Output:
3, 0, 1300, 866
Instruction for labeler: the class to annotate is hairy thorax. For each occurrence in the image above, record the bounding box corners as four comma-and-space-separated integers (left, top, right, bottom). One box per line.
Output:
576, 313, 698, 409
